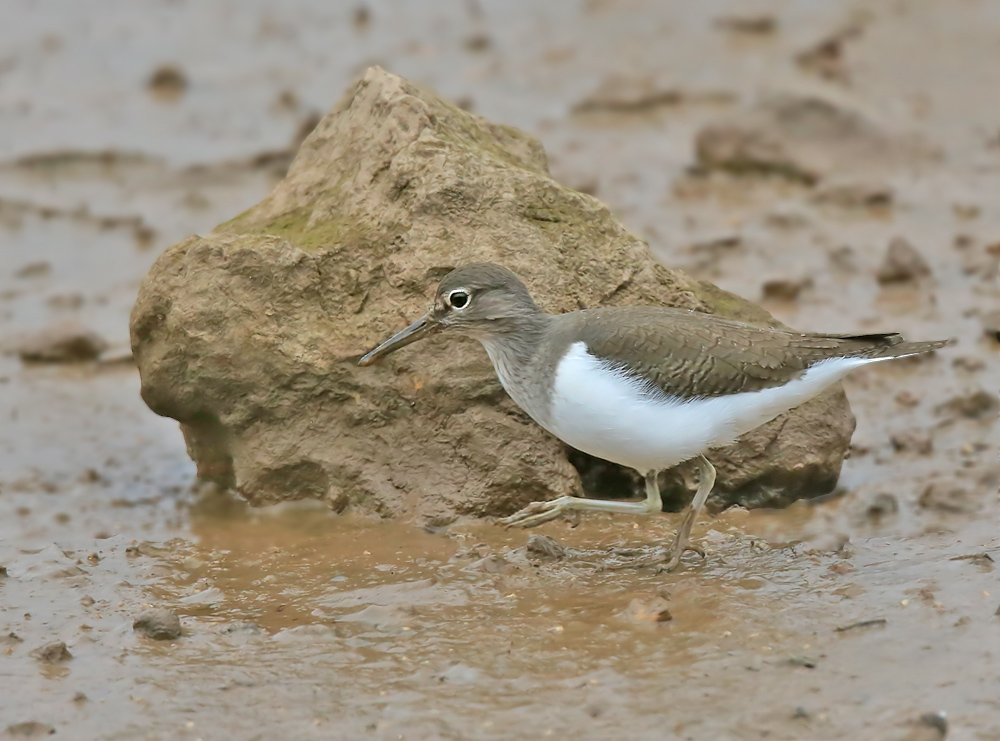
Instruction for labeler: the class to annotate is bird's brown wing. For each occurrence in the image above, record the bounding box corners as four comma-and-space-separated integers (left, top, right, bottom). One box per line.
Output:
568, 307, 908, 399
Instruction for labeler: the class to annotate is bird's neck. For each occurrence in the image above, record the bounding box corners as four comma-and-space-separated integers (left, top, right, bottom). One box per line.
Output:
478, 313, 552, 369
477, 313, 553, 422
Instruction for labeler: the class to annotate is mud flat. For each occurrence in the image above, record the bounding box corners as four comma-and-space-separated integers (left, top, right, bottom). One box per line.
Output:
0, 1, 997, 739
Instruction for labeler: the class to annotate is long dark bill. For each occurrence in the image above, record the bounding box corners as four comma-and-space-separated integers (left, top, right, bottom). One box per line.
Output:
358, 314, 439, 366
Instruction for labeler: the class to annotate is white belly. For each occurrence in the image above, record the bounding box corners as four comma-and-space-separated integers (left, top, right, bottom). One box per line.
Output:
548, 341, 871, 473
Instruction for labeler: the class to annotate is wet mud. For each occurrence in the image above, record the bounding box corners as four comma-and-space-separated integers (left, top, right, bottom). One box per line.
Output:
1, 1, 998, 739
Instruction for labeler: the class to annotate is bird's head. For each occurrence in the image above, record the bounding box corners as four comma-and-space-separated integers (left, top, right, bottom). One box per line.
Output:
358, 262, 541, 365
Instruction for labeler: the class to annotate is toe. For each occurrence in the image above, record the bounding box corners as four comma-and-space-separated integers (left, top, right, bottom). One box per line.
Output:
505, 508, 562, 529
660, 555, 682, 573
502, 517, 536, 528
659, 542, 704, 571
500, 499, 570, 529
508, 502, 561, 527
500, 500, 555, 527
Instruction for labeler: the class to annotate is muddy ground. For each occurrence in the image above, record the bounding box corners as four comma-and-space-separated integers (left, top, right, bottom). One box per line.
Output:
1, 1, 998, 739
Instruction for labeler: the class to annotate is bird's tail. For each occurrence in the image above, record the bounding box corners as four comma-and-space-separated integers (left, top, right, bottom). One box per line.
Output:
831, 333, 952, 360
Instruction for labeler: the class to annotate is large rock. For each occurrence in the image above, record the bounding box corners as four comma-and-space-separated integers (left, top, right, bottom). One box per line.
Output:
130, 68, 855, 522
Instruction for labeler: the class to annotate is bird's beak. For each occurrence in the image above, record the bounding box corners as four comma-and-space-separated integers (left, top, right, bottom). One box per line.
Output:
358, 313, 440, 366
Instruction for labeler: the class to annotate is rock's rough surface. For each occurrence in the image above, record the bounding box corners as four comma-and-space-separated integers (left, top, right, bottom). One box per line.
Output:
131, 68, 855, 521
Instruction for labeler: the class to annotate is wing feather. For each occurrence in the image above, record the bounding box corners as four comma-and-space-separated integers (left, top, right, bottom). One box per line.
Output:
568, 307, 904, 399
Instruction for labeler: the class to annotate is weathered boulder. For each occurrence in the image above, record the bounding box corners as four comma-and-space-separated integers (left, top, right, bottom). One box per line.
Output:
130, 68, 855, 522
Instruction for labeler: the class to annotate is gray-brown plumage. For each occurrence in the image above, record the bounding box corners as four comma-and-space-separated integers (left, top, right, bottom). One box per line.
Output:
360, 262, 949, 570
563, 307, 949, 398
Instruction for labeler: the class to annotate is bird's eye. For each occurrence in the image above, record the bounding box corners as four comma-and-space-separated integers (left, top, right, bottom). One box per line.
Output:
448, 289, 470, 310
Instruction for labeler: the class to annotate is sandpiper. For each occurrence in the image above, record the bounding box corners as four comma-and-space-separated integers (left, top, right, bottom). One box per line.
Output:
360, 263, 948, 570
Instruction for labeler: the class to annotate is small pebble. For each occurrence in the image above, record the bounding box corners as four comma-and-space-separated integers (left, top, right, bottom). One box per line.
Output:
981, 310, 1000, 342
952, 356, 985, 372
464, 33, 492, 52
918, 482, 979, 514
18, 322, 108, 363
937, 389, 998, 420
877, 237, 931, 284
866, 491, 899, 519
147, 64, 187, 100
787, 655, 817, 668
4, 721, 56, 738
714, 14, 777, 35
133, 609, 182, 640
525, 534, 567, 560
890, 430, 933, 455
623, 596, 673, 623
15, 261, 51, 279
352, 4, 370, 31
30, 641, 72, 664
762, 277, 812, 302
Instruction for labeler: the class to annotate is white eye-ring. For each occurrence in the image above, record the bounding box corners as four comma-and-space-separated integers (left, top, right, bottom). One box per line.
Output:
447, 288, 471, 310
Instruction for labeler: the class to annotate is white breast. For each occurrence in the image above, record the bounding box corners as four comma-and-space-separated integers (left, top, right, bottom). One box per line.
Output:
548, 341, 875, 473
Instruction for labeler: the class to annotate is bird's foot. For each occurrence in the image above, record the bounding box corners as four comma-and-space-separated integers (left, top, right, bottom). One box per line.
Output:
602, 543, 705, 572
501, 497, 577, 528
602, 548, 668, 571
659, 537, 706, 573
501, 495, 660, 529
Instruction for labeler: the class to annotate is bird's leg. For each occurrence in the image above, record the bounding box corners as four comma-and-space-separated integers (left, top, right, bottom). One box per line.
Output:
501, 468, 663, 529
662, 455, 716, 572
